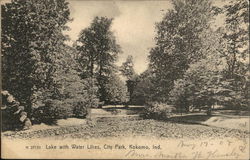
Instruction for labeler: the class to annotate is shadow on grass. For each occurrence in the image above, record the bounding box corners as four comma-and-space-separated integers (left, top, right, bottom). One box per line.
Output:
103, 107, 146, 115
163, 114, 213, 125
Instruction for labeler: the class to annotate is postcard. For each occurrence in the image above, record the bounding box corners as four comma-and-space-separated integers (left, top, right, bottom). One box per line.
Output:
1, 0, 249, 159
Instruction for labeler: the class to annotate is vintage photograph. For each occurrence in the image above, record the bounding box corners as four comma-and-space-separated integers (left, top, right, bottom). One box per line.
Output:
1, 0, 249, 159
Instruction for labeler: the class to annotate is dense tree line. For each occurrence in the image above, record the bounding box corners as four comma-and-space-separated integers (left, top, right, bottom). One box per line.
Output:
1, 0, 100, 129
148, 0, 218, 102
131, 0, 249, 114
2, 0, 71, 115
1, 0, 129, 130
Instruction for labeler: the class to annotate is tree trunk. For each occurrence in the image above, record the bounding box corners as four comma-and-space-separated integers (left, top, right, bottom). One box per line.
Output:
206, 106, 212, 116
90, 60, 94, 77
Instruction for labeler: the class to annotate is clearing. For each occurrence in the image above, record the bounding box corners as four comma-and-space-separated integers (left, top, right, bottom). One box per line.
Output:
2, 107, 249, 139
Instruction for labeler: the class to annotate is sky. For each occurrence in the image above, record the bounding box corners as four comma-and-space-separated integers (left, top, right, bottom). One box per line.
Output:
0, 0, 227, 74
64, 0, 173, 74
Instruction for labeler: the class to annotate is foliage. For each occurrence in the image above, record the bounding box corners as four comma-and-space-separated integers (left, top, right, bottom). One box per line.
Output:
168, 79, 191, 112
148, 0, 249, 111
120, 55, 138, 103
169, 28, 248, 111
75, 16, 122, 104
169, 28, 226, 109
73, 102, 88, 118
120, 55, 136, 80
223, 0, 249, 79
131, 68, 156, 105
1, 0, 71, 114
143, 102, 176, 119
31, 76, 99, 123
222, 0, 249, 108
75, 16, 121, 78
71, 77, 100, 117
32, 99, 70, 124
104, 73, 129, 104
1, 0, 101, 126
148, 0, 217, 102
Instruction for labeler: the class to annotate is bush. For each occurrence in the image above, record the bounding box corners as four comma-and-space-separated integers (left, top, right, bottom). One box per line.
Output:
31, 77, 99, 123
72, 101, 88, 118
32, 99, 90, 124
32, 99, 73, 124
31, 98, 93, 124
71, 77, 99, 118
144, 102, 176, 119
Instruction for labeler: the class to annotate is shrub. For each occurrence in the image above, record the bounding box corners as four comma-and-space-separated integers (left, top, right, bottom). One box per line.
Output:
32, 99, 73, 124
73, 101, 88, 118
71, 78, 99, 118
31, 77, 99, 123
144, 102, 176, 119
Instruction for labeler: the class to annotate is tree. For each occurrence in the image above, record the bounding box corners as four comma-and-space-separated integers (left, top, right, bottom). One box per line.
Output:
120, 55, 138, 103
76, 16, 122, 103
169, 28, 248, 113
169, 53, 230, 114
31, 45, 100, 122
169, 78, 191, 113
1, 0, 71, 115
104, 73, 129, 104
148, 0, 218, 102
131, 68, 156, 105
120, 55, 136, 80
222, 0, 249, 108
223, 0, 249, 79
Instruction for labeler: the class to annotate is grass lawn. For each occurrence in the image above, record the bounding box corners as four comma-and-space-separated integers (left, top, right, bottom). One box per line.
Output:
2, 115, 249, 140
2, 107, 249, 140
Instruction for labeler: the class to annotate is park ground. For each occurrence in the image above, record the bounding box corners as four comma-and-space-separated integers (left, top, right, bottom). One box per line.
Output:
2, 106, 249, 139
2, 106, 249, 159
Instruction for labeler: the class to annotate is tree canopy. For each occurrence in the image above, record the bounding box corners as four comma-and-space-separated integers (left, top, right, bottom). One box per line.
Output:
75, 16, 123, 104
2, 0, 71, 113
148, 0, 217, 102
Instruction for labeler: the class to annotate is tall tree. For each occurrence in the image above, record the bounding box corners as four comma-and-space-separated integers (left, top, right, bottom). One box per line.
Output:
1, 0, 71, 114
169, 25, 248, 112
76, 16, 121, 103
149, 0, 218, 102
120, 55, 138, 103
120, 55, 136, 80
222, 0, 249, 108
223, 0, 249, 79
169, 45, 228, 111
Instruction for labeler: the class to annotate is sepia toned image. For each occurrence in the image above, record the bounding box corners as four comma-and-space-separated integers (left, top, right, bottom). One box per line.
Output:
1, 0, 249, 159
